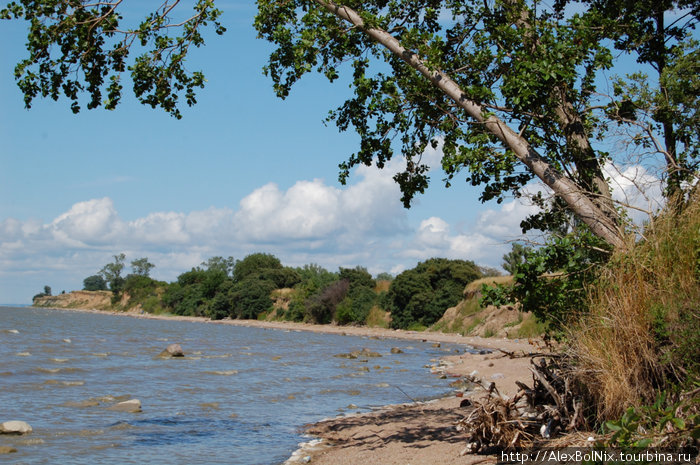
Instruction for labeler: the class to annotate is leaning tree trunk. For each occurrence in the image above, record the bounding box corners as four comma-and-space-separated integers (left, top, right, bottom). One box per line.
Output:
314, 0, 626, 249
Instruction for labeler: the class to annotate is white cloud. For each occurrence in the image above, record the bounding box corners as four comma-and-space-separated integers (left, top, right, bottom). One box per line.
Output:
605, 163, 664, 225
0, 160, 412, 302
50, 198, 124, 245
234, 180, 342, 241
130, 211, 190, 244
400, 216, 502, 264
0, 154, 671, 303
233, 159, 408, 246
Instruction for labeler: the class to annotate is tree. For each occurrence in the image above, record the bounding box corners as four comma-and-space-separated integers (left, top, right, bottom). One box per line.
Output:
130, 257, 155, 277
32, 285, 52, 301
578, 0, 700, 195
0, 0, 225, 118
502, 243, 530, 275
201, 256, 235, 276
99, 253, 126, 292
339, 266, 375, 291
4, 1, 697, 247
387, 258, 482, 329
83, 275, 107, 291
233, 253, 283, 282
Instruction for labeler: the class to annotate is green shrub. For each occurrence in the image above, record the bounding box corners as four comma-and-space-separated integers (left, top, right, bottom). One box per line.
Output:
305, 280, 349, 324
481, 228, 610, 336
83, 275, 107, 291
388, 258, 482, 329
230, 278, 276, 319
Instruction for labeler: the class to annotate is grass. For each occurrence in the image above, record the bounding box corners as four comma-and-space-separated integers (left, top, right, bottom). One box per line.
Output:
515, 314, 546, 338
374, 280, 392, 293
463, 275, 514, 296
365, 305, 390, 328
569, 190, 700, 421
431, 298, 483, 334
463, 317, 484, 335
503, 312, 524, 328
406, 322, 428, 331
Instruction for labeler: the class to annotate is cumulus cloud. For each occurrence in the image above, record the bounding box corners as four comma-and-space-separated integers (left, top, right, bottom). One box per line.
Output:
234, 180, 342, 241
0, 153, 670, 304
234, 160, 408, 246
605, 163, 664, 225
0, 160, 412, 302
400, 217, 497, 262
50, 198, 124, 246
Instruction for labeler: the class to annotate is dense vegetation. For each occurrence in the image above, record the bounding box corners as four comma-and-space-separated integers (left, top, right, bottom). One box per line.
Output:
387, 258, 482, 330
476, 192, 700, 447
78, 254, 488, 329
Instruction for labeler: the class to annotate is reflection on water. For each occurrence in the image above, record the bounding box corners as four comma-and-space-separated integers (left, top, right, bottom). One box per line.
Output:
0, 306, 468, 465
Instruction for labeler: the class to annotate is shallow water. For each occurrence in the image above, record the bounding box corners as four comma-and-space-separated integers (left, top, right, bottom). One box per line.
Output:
0, 306, 470, 464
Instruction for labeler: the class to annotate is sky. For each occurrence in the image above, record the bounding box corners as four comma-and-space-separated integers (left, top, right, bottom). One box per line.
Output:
0, 1, 666, 304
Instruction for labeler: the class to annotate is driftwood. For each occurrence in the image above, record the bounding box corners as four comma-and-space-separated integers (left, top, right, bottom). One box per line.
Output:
456, 354, 588, 452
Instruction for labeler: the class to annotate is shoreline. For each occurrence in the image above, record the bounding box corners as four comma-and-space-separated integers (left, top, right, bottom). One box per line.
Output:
24, 305, 534, 352
284, 339, 536, 465
21, 305, 537, 464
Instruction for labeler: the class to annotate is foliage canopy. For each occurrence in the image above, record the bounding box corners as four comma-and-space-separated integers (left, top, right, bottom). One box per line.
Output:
3, 0, 698, 248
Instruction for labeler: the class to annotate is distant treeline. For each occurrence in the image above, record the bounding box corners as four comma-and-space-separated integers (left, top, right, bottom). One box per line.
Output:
80, 253, 497, 329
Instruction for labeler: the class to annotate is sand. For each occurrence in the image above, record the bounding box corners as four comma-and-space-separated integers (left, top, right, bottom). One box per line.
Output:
34, 307, 538, 464
292, 338, 537, 465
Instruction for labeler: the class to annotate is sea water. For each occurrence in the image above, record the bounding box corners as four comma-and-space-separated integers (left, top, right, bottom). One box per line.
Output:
0, 306, 468, 465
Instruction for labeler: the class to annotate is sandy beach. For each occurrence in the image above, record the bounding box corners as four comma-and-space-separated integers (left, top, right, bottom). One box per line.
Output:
34, 306, 538, 464
289, 336, 536, 465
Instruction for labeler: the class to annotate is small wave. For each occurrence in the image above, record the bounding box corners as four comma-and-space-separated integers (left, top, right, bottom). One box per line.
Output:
203, 370, 238, 376
44, 379, 85, 386
37, 367, 84, 374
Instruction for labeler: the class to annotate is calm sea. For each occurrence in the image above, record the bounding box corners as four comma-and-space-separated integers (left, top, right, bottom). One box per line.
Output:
0, 306, 467, 465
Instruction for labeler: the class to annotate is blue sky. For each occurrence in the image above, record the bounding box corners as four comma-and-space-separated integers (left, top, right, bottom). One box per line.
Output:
0, 2, 667, 304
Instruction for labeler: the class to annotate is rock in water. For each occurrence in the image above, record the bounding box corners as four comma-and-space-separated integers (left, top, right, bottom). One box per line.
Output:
107, 399, 142, 413
0, 421, 32, 435
0, 446, 18, 453
390, 347, 404, 354
159, 343, 184, 358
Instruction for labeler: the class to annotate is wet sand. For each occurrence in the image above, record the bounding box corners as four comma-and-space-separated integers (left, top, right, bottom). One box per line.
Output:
289, 338, 536, 465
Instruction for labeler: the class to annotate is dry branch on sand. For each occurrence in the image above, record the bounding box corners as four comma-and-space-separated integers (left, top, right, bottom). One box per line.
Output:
457, 355, 589, 453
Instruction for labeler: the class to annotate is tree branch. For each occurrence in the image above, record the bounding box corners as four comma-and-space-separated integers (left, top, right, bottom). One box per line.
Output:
312, 0, 626, 249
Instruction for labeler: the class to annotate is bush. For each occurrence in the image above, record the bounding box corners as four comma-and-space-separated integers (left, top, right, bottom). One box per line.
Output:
334, 286, 376, 325
480, 228, 611, 336
162, 267, 232, 317
231, 278, 276, 319
233, 253, 282, 282
123, 274, 159, 304
388, 258, 482, 329
262, 267, 301, 288
205, 280, 235, 320
339, 266, 375, 290
83, 275, 108, 291
305, 280, 349, 324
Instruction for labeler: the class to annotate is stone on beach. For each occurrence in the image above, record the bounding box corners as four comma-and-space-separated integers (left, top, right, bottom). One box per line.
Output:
107, 399, 142, 413
334, 348, 381, 359
158, 343, 184, 358
0, 421, 32, 435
